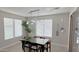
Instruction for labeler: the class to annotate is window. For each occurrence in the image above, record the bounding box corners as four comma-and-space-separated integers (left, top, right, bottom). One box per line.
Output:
4, 18, 14, 40
36, 19, 52, 37
4, 17, 22, 40
15, 19, 22, 37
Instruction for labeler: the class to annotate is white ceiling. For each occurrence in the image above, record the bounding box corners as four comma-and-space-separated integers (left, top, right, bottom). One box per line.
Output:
0, 7, 75, 17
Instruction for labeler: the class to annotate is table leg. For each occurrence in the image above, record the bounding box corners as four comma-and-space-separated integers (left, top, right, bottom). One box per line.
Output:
22, 41, 26, 52
49, 41, 51, 52
22, 45, 25, 52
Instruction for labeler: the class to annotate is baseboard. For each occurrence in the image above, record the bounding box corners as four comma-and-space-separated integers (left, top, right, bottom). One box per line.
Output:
51, 42, 68, 48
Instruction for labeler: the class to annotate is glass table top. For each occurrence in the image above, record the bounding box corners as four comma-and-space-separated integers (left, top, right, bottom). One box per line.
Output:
21, 38, 50, 45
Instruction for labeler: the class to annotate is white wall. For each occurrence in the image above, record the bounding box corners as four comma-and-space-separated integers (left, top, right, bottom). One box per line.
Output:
27, 13, 70, 52
0, 10, 26, 50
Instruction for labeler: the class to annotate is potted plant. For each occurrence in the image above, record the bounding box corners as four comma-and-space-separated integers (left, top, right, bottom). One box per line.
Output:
22, 21, 32, 40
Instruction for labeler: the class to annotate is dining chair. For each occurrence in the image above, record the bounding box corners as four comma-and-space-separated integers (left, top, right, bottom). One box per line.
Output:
22, 36, 41, 52
34, 36, 51, 52
24, 41, 41, 52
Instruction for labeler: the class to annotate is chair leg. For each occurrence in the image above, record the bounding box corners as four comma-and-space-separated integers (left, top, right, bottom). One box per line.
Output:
36, 45, 39, 52
40, 48, 43, 52
41, 45, 45, 52
49, 41, 51, 52
46, 44, 48, 52
29, 44, 32, 52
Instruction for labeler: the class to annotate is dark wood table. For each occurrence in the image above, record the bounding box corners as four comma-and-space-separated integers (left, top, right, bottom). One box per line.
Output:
20, 38, 51, 52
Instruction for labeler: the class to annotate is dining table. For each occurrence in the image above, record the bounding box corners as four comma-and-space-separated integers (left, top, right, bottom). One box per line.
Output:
20, 37, 51, 52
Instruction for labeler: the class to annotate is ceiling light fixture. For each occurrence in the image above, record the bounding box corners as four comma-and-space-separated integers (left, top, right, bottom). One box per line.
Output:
54, 7, 60, 10
28, 9, 40, 14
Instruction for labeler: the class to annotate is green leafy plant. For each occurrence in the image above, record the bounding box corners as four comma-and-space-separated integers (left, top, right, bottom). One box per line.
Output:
22, 21, 32, 40
22, 21, 31, 33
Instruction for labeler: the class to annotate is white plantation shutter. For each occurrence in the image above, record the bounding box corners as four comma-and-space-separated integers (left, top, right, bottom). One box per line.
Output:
4, 18, 14, 40
15, 19, 22, 37
36, 19, 52, 37
4, 17, 22, 40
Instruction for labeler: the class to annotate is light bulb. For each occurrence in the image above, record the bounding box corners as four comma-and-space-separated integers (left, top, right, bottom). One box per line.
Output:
27, 21, 29, 24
